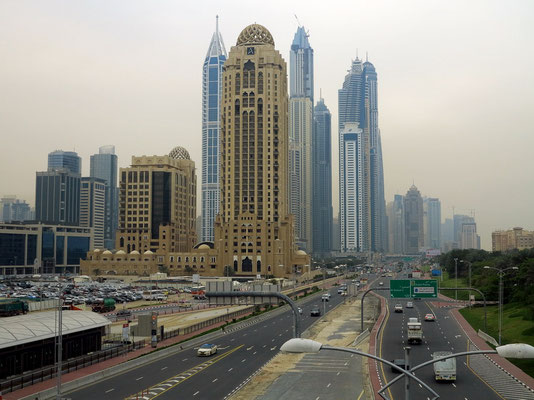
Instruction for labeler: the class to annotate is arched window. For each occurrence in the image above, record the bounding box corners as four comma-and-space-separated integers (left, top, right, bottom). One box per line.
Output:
233, 259, 238, 272
257, 260, 261, 272
242, 92, 248, 108
242, 257, 252, 272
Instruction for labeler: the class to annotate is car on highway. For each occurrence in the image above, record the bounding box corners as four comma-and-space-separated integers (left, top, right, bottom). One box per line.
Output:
116, 309, 132, 318
310, 306, 321, 316
424, 313, 436, 321
391, 358, 408, 372
394, 304, 403, 313
406, 301, 413, 308
379, 282, 384, 286
297, 307, 303, 314
197, 343, 218, 356
321, 294, 330, 301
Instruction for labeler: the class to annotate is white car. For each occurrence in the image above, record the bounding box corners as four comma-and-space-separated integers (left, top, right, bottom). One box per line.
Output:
406, 302, 413, 308
197, 343, 218, 356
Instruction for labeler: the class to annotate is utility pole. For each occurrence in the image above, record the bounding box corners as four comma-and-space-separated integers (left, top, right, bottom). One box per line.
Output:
454, 258, 458, 301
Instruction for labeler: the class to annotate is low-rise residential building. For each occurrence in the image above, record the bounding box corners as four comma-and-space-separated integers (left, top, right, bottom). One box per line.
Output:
492, 227, 534, 251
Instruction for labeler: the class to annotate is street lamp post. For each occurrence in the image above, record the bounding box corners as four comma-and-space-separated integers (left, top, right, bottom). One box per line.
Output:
460, 260, 472, 306
484, 265, 519, 345
454, 257, 458, 300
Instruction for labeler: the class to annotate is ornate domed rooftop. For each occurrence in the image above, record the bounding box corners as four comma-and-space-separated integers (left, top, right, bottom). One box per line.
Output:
102, 250, 112, 255
116, 250, 126, 255
144, 250, 154, 255
296, 250, 307, 256
130, 250, 140, 255
198, 244, 210, 250
237, 24, 274, 46
169, 146, 191, 160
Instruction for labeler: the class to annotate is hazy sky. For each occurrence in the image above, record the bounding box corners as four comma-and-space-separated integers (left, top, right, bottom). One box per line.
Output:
1, 0, 533, 250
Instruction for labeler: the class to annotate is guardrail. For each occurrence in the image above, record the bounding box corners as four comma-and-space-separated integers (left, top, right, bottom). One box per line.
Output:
0, 340, 145, 395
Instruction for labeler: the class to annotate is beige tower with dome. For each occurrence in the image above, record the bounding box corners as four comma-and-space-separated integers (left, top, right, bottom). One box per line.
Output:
214, 24, 310, 278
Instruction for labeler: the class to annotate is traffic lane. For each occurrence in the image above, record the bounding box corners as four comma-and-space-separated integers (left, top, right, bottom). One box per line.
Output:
380, 299, 502, 400
71, 292, 343, 400
156, 294, 345, 399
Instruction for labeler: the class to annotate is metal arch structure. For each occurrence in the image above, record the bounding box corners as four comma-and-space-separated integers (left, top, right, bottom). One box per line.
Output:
205, 291, 301, 338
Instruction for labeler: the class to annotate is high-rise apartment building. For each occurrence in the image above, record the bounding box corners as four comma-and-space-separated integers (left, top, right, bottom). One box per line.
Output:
90, 145, 118, 250
404, 185, 423, 254
338, 57, 386, 253
116, 147, 197, 254
460, 222, 480, 249
35, 169, 80, 226
214, 24, 309, 277
312, 97, 333, 256
492, 227, 534, 251
48, 150, 81, 175
80, 177, 106, 249
0, 196, 32, 222
339, 123, 369, 252
387, 194, 405, 254
289, 26, 314, 252
424, 197, 441, 249
201, 17, 227, 243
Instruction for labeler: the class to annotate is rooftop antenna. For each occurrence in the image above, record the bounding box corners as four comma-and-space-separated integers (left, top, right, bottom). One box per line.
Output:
216, 15, 219, 34
320, 88, 322, 100
356, 48, 359, 59
294, 14, 301, 27
366, 51, 368, 62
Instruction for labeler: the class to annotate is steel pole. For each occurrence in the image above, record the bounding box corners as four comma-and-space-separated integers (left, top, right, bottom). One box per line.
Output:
499, 272, 503, 346
404, 346, 411, 400
454, 258, 458, 301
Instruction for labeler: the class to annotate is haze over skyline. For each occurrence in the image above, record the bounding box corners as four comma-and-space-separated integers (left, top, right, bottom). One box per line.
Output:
1, 0, 533, 250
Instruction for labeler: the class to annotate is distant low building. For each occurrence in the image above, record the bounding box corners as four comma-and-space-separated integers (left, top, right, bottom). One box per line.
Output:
492, 227, 534, 251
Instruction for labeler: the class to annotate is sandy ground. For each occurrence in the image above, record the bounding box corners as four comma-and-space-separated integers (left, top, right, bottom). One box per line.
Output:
230, 294, 380, 400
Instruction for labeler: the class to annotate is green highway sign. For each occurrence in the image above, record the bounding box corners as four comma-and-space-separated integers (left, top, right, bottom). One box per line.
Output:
390, 279, 438, 299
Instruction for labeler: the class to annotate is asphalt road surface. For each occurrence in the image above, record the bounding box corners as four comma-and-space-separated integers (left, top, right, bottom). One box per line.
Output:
65, 287, 346, 400
374, 273, 503, 400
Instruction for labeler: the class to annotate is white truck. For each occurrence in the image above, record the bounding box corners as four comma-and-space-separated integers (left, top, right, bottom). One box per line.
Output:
407, 317, 423, 344
432, 351, 456, 381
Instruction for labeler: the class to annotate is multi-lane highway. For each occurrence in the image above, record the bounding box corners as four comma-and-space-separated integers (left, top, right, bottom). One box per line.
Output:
64, 286, 346, 400
373, 274, 503, 400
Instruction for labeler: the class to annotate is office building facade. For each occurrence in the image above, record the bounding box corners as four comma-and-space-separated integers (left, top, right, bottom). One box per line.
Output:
201, 17, 227, 243
387, 194, 405, 254
492, 227, 534, 251
90, 145, 118, 250
80, 177, 106, 249
35, 169, 80, 226
0, 223, 92, 275
116, 147, 197, 254
0, 196, 32, 222
48, 150, 81, 175
312, 97, 333, 256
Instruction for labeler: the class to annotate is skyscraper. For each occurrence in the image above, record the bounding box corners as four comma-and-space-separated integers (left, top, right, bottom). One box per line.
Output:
387, 194, 405, 254
116, 147, 197, 254
80, 177, 106, 249
201, 16, 227, 243
90, 145, 118, 249
48, 150, 81, 175
404, 185, 424, 254
312, 96, 333, 256
339, 123, 369, 252
424, 197, 441, 249
214, 23, 309, 278
35, 169, 80, 226
338, 56, 386, 253
289, 26, 314, 252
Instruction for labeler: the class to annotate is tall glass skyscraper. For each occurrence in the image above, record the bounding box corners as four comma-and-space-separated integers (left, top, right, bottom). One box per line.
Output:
48, 150, 81, 175
338, 56, 386, 253
289, 26, 314, 252
90, 145, 118, 249
201, 16, 226, 242
312, 97, 333, 256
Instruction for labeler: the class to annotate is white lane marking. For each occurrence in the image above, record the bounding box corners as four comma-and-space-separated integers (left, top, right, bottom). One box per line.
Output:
452, 383, 456, 388
161, 366, 168, 370
337, 372, 340, 376
263, 344, 267, 348
247, 346, 254, 351
327, 383, 331, 388
228, 368, 233, 372
271, 346, 277, 350
419, 383, 422, 388
105, 389, 114, 393
253, 351, 257, 355
241, 359, 246, 362
213, 378, 218, 382
315, 397, 320, 400
193, 391, 200, 396
136, 376, 143, 380
182, 358, 188, 361
272, 338, 275, 342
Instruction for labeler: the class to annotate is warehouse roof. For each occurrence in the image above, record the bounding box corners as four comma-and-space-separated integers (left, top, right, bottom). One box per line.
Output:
0, 310, 110, 349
